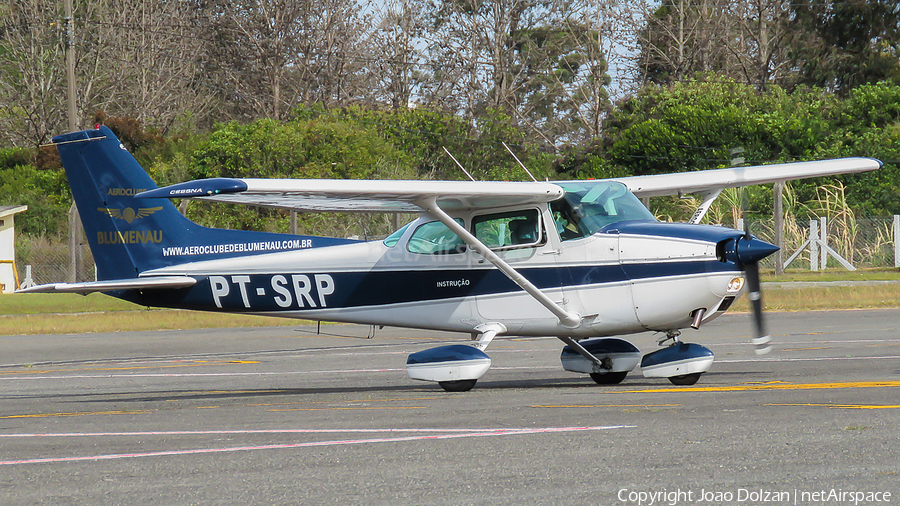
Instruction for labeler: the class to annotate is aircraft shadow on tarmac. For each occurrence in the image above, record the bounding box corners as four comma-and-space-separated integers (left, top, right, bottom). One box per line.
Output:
20, 370, 775, 405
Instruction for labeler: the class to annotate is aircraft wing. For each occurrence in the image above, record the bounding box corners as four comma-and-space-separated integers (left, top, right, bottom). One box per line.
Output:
138, 157, 880, 212
616, 157, 882, 198
16, 276, 197, 295
137, 179, 565, 213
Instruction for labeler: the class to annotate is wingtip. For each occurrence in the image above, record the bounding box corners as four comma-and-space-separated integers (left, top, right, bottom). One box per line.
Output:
136, 178, 248, 199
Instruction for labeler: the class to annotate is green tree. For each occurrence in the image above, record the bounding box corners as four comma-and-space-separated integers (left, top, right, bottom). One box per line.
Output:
508, 21, 611, 145
423, 0, 611, 148
825, 83, 900, 214
330, 106, 555, 181
562, 78, 898, 218
153, 116, 417, 235
789, 0, 900, 95
0, 148, 69, 235
596, 78, 771, 175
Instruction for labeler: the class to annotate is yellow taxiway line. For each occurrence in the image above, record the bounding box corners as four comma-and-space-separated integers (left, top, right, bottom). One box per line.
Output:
617, 380, 900, 394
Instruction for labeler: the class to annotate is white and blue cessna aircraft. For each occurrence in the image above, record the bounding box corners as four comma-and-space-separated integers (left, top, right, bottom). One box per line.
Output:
21, 126, 881, 391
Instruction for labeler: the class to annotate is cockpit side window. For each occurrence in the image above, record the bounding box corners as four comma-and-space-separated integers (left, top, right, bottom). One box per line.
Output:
551, 181, 656, 241
551, 198, 590, 241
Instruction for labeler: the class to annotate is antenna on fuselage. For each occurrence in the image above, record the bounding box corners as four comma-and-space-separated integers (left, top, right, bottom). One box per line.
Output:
502, 142, 538, 182
442, 147, 476, 182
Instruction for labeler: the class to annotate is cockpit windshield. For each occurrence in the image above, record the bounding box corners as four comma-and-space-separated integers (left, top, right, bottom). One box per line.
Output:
550, 181, 656, 241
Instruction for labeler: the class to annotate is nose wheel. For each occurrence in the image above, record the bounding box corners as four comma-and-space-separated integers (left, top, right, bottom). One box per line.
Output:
668, 372, 702, 385
589, 371, 628, 385
438, 379, 478, 392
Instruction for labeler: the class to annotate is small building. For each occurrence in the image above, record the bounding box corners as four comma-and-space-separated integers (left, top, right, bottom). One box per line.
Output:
0, 205, 28, 293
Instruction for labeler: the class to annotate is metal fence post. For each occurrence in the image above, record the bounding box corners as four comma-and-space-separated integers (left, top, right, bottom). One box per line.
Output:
894, 215, 900, 268
773, 181, 784, 275
67, 203, 78, 283
810, 219, 819, 271
819, 216, 828, 269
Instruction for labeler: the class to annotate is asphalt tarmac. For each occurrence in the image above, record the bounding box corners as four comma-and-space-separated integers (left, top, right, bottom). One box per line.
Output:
1, 309, 899, 505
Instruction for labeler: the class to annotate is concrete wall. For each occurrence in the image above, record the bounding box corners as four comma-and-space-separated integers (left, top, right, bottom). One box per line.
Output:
0, 206, 27, 293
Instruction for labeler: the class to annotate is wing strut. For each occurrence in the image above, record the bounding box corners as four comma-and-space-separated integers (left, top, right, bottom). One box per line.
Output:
688, 189, 723, 224
418, 197, 583, 328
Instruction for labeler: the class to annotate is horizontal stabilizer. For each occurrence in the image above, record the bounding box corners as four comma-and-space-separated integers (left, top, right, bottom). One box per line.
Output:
16, 276, 197, 295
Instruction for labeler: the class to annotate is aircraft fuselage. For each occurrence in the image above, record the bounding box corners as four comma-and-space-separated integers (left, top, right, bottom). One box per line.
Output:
138, 210, 748, 339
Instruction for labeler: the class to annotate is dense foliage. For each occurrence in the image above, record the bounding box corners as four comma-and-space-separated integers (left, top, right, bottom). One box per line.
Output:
1, 80, 897, 238
0, 148, 69, 236
0, 0, 897, 237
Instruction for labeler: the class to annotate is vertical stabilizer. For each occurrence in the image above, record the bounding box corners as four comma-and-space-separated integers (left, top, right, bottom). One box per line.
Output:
54, 126, 349, 280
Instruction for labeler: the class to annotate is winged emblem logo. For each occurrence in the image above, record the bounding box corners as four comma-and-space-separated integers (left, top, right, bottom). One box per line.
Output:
97, 206, 163, 224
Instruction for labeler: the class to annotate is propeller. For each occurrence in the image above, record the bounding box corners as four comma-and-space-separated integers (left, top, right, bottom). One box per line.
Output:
737, 187, 778, 355
738, 237, 776, 355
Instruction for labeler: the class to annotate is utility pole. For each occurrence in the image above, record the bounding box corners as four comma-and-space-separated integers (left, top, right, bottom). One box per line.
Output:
64, 0, 82, 282
65, 0, 77, 132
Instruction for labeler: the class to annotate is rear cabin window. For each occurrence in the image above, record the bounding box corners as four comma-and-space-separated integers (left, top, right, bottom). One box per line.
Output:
472, 209, 542, 249
407, 220, 466, 255
383, 223, 411, 247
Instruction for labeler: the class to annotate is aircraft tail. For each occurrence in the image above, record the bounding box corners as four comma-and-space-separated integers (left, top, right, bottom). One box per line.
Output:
54, 126, 347, 280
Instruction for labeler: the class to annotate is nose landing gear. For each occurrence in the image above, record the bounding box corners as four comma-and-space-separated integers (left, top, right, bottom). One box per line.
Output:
641, 336, 714, 385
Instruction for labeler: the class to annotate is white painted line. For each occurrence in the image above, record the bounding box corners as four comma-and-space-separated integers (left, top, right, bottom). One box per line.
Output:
0, 427, 623, 438
0, 425, 633, 466
708, 338, 900, 347
0, 365, 564, 381
718, 355, 900, 364
0, 368, 405, 380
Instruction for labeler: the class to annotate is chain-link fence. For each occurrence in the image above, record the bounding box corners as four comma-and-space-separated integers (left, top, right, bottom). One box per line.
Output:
748, 215, 898, 270
11, 215, 900, 286
15, 236, 94, 286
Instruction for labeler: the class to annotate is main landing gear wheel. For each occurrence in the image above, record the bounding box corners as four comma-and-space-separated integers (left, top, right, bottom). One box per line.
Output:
438, 379, 477, 392
668, 373, 702, 386
589, 372, 628, 385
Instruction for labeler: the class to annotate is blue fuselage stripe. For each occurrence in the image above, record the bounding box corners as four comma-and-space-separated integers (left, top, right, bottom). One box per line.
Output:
134, 260, 738, 312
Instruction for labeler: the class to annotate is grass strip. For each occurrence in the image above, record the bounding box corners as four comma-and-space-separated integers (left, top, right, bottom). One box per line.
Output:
0, 293, 142, 315
732, 284, 900, 312
0, 294, 303, 335
0, 309, 301, 336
